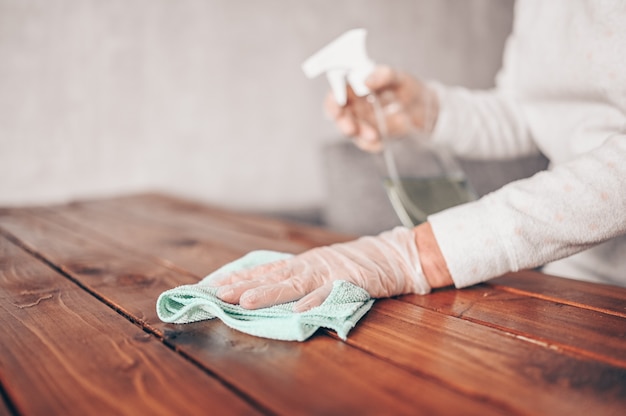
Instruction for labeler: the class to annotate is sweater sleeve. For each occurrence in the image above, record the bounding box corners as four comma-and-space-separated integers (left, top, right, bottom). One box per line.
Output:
428, 82, 541, 160
427, 134, 626, 288
426, 3, 540, 161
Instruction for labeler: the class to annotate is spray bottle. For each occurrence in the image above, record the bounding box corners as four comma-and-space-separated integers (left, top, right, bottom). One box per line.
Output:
302, 28, 476, 226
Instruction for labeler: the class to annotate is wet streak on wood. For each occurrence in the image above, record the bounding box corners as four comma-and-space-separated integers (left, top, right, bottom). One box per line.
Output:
0, 235, 259, 416
31, 195, 626, 415
343, 299, 626, 415
399, 285, 626, 368
166, 323, 504, 416
0, 385, 15, 416
0, 206, 506, 414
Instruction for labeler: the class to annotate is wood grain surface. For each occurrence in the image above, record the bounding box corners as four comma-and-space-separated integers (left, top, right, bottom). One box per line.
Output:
0, 235, 258, 415
1, 193, 625, 415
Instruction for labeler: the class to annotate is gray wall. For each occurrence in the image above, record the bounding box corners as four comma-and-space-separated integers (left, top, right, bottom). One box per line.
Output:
0, 0, 514, 211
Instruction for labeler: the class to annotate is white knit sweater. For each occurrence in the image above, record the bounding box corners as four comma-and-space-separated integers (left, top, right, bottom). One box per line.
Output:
428, 0, 626, 287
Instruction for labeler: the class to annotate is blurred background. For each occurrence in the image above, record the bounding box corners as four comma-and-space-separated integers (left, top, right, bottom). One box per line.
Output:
0, 0, 515, 229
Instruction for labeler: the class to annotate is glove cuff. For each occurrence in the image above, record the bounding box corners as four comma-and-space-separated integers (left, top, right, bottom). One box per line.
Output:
382, 227, 431, 295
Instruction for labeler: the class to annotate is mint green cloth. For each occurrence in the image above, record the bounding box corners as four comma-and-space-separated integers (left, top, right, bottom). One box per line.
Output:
156, 250, 374, 341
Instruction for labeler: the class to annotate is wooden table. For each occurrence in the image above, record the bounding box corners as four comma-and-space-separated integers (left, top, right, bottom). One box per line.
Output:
1, 193, 625, 415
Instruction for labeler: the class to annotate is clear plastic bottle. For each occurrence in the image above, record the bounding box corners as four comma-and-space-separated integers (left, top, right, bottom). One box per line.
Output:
302, 28, 476, 227
369, 91, 476, 226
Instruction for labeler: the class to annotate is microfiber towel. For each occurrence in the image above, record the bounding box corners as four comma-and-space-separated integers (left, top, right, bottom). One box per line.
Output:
156, 250, 374, 341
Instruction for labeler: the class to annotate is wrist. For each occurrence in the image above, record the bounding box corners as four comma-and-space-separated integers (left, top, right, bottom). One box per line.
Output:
413, 222, 453, 289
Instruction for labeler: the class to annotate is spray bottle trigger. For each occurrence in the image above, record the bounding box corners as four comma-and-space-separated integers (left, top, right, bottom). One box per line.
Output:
302, 28, 375, 106
326, 69, 348, 106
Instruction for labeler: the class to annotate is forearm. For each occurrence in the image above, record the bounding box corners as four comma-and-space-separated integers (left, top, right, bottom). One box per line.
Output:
428, 135, 626, 288
413, 222, 453, 289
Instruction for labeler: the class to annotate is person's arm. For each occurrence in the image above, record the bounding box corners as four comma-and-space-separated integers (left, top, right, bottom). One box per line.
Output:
211, 225, 433, 311
324, 65, 542, 161
210, 135, 624, 309
414, 222, 453, 288
427, 134, 626, 288
428, 83, 540, 160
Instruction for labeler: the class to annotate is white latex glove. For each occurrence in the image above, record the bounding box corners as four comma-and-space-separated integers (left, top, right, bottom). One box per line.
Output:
210, 227, 431, 312
325, 65, 439, 153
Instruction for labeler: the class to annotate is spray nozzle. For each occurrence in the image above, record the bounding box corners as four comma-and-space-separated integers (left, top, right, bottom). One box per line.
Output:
302, 28, 376, 106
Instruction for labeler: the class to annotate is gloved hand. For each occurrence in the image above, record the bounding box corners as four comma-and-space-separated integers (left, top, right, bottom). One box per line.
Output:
325, 65, 439, 153
210, 226, 431, 312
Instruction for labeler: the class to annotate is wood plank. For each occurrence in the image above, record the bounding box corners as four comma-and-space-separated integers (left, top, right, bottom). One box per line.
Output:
0, 234, 259, 416
167, 322, 502, 416
86, 193, 354, 247
0, 208, 507, 415
34, 195, 344, 278
0, 209, 198, 326
345, 299, 626, 415
47, 197, 626, 415
43, 203, 249, 278
40, 195, 347, 287
40, 202, 298, 278
489, 271, 626, 318
400, 284, 626, 367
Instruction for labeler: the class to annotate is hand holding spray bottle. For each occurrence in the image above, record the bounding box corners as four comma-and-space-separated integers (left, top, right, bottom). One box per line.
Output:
302, 29, 476, 226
